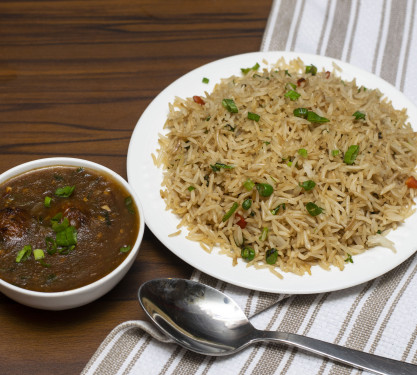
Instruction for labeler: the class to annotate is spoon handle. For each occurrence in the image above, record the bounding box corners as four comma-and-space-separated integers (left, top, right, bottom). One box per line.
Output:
259, 330, 416, 375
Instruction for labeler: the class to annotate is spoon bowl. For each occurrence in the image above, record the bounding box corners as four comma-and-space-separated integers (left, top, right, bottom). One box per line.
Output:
139, 278, 417, 375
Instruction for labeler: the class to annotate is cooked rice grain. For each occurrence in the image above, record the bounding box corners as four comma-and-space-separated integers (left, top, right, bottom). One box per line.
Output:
156, 58, 417, 277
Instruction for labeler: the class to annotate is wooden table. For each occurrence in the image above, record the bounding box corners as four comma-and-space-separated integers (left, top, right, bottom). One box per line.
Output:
0, 1, 272, 374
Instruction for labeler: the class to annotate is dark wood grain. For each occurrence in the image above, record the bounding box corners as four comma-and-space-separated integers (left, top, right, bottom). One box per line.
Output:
0, 1, 272, 374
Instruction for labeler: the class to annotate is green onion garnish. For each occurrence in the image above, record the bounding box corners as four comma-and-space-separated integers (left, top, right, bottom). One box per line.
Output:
305, 64, 317, 75
306, 111, 329, 123
16, 245, 32, 263
293, 108, 308, 118
33, 249, 45, 261
55, 185, 75, 197
210, 162, 234, 172
259, 227, 268, 241
222, 202, 239, 222
241, 62, 260, 75
344, 145, 359, 165
353, 111, 366, 120
306, 202, 323, 216
255, 183, 274, 197
188, 186, 195, 192
284, 90, 301, 101
44, 196, 52, 207
298, 148, 308, 158
120, 245, 132, 253
222, 99, 238, 113
241, 247, 255, 261
299, 180, 316, 191
271, 203, 286, 215
202, 77, 209, 84
332, 149, 340, 156
265, 248, 278, 264
248, 112, 260, 122
243, 179, 255, 191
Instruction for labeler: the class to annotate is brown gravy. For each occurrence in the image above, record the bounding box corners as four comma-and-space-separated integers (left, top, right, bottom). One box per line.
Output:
0, 166, 139, 292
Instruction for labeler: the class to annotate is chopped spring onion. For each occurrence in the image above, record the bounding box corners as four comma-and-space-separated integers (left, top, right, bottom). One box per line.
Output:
33, 249, 45, 261
55, 185, 75, 198
305, 64, 317, 75
202, 77, 209, 84
298, 148, 308, 158
284, 90, 301, 101
241, 247, 255, 261
255, 183, 274, 197
243, 179, 255, 191
299, 180, 316, 191
259, 227, 268, 241
222, 202, 239, 222
120, 245, 132, 253
210, 162, 234, 172
241, 62, 260, 75
248, 112, 260, 122
44, 196, 52, 207
222, 98, 238, 113
293, 108, 308, 118
265, 248, 278, 264
16, 245, 32, 263
242, 199, 252, 210
353, 111, 366, 120
271, 203, 285, 215
187, 186, 195, 192
331, 149, 340, 156
344, 145, 359, 165
306, 202, 323, 216
307, 111, 329, 123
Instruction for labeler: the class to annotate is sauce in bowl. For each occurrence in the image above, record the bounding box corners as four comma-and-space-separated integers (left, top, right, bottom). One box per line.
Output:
0, 165, 139, 292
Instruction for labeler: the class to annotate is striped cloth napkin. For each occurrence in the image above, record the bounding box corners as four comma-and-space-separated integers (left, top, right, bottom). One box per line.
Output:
82, 1, 417, 374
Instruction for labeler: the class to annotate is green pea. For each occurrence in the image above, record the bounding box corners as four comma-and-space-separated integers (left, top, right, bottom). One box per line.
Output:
256, 183, 274, 197
265, 248, 278, 265
241, 247, 255, 262
242, 199, 252, 210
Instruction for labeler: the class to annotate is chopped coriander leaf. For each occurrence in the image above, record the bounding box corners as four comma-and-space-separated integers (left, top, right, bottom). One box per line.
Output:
187, 186, 195, 192
305, 64, 317, 75
76, 167, 84, 173
16, 245, 32, 263
306, 202, 323, 216
264, 141, 271, 145
287, 161, 293, 167
286, 82, 297, 90
241, 62, 260, 75
120, 245, 131, 253
33, 249, 45, 261
56, 226, 77, 247
298, 148, 308, 158
248, 112, 260, 121
125, 196, 135, 214
210, 162, 234, 172
44, 196, 52, 207
222, 202, 239, 222
55, 185, 75, 197
271, 203, 285, 215
241, 246, 255, 261
344, 145, 359, 165
285, 70, 291, 77
299, 180, 316, 191
265, 248, 278, 264
52, 217, 69, 233
51, 212, 63, 222
222, 98, 238, 113
243, 179, 255, 191
284, 90, 301, 101
306, 111, 329, 123
293, 108, 308, 118
46, 237, 57, 255
255, 183, 274, 197
331, 149, 340, 156
377, 230, 382, 234
345, 254, 353, 263
202, 77, 209, 84
259, 227, 268, 241
224, 124, 235, 132
353, 111, 366, 120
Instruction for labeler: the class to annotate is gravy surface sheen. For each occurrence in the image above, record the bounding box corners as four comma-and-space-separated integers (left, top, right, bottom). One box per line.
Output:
0, 166, 139, 292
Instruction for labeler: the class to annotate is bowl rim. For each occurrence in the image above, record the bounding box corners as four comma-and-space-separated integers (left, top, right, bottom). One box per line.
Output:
0, 157, 145, 299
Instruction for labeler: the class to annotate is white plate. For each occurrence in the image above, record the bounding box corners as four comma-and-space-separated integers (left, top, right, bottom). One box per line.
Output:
127, 51, 417, 294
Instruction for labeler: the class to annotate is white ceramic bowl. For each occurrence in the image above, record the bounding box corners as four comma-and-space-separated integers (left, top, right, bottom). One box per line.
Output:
0, 157, 145, 310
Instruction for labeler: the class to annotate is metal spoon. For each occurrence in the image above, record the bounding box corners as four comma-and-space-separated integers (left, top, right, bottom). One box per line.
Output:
138, 278, 417, 375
